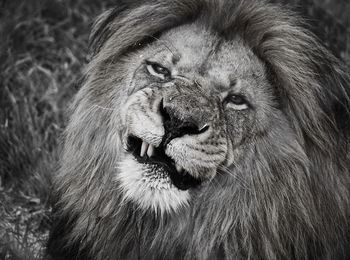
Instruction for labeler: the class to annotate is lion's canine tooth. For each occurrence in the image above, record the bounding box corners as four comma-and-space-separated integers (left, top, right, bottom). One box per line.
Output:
140, 141, 149, 157
147, 144, 154, 157
175, 164, 183, 173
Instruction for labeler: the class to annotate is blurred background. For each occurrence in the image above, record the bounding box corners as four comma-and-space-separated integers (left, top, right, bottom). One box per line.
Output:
0, 0, 349, 259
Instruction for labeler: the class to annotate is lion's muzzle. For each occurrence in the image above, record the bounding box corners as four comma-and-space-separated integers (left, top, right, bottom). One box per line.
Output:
160, 99, 210, 149
123, 81, 228, 191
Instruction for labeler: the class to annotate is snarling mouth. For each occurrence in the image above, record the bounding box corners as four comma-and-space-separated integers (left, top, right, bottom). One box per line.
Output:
127, 136, 202, 190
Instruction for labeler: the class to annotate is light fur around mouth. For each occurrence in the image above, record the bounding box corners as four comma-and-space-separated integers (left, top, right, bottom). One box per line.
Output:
117, 153, 190, 214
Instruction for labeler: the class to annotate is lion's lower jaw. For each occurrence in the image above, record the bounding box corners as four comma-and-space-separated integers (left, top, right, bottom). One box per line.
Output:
116, 154, 190, 214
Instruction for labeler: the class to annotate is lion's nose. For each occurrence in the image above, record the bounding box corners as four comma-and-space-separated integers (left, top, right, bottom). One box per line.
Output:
160, 100, 209, 147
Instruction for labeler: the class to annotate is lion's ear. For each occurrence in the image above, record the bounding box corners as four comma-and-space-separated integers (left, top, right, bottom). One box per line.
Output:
89, 0, 145, 56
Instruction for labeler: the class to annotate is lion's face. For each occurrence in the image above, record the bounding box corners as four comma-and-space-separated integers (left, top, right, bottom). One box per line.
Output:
115, 24, 275, 213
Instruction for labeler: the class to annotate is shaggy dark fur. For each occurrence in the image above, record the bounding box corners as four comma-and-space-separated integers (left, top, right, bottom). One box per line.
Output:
47, 0, 350, 259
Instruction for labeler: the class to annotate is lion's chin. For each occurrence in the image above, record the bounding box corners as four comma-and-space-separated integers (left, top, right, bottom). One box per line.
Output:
117, 154, 191, 214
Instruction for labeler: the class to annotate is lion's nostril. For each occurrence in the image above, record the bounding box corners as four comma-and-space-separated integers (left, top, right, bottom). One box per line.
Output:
160, 101, 209, 146
177, 121, 201, 136
159, 99, 170, 122
198, 124, 209, 134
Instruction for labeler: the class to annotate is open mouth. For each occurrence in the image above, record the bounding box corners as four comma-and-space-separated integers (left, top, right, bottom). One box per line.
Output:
127, 136, 202, 190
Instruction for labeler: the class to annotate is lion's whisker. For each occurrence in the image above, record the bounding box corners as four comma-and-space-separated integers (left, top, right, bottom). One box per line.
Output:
92, 104, 115, 111
218, 165, 249, 190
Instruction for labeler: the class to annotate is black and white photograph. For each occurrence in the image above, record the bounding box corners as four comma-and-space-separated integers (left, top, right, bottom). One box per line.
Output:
1, 0, 350, 259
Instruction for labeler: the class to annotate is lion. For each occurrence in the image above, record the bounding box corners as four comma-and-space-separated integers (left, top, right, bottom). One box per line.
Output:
47, 0, 350, 259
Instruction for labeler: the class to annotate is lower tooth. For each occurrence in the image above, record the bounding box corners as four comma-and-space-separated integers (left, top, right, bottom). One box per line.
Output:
140, 141, 149, 157
147, 145, 154, 157
175, 164, 183, 173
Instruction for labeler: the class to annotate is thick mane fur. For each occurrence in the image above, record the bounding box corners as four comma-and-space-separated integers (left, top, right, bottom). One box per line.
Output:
48, 0, 350, 259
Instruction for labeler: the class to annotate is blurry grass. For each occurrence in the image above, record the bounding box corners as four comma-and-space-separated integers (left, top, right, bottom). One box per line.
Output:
0, 0, 114, 259
0, 0, 349, 259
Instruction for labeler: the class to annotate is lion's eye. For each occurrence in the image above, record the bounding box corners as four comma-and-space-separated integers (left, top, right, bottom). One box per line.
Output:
146, 61, 171, 80
225, 94, 249, 110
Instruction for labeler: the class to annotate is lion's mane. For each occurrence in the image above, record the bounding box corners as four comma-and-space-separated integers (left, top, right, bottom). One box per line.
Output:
47, 0, 350, 259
